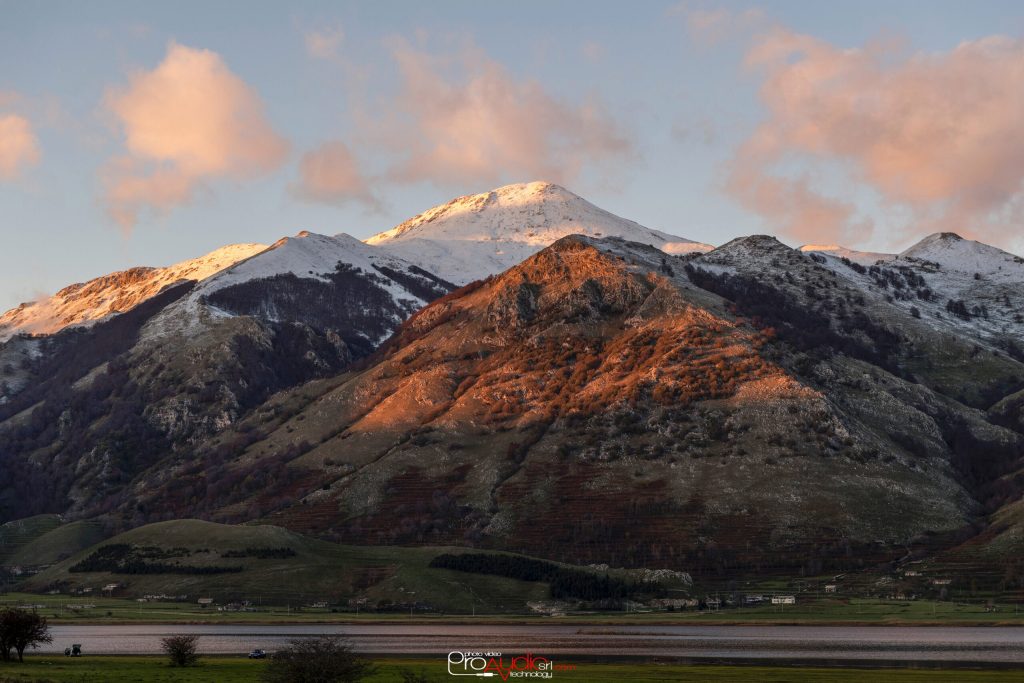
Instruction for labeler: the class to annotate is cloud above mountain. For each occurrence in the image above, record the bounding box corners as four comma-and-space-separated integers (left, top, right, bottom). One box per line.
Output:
373, 38, 634, 188
730, 28, 1024, 248
305, 25, 345, 60
294, 37, 635, 206
103, 43, 289, 230
292, 140, 380, 209
0, 111, 40, 180
670, 4, 765, 47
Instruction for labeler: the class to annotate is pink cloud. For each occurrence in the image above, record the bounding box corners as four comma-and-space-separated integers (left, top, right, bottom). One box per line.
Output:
306, 26, 345, 60
731, 28, 1024, 248
371, 38, 634, 188
0, 91, 21, 109
669, 4, 765, 47
0, 113, 41, 180
581, 41, 606, 62
104, 43, 288, 230
727, 158, 872, 245
292, 140, 380, 209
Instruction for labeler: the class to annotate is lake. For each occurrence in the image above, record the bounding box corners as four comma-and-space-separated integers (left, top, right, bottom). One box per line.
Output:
39, 624, 1024, 664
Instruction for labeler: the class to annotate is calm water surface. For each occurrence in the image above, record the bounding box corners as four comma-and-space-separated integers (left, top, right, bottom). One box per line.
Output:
40, 624, 1024, 663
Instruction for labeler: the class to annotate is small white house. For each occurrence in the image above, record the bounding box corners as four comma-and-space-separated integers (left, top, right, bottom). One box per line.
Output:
824, 584, 837, 593
197, 597, 215, 607
771, 595, 796, 605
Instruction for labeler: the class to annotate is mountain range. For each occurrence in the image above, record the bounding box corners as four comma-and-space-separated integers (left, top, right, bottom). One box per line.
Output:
1, 181, 1022, 597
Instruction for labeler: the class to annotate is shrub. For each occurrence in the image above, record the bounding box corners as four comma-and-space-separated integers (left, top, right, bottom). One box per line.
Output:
263, 636, 374, 683
161, 634, 200, 667
945, 298, 971, 320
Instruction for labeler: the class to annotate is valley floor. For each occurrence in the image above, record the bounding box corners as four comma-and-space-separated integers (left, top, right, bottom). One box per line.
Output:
5, 592, 1024, 626
1, 657, 1023, 683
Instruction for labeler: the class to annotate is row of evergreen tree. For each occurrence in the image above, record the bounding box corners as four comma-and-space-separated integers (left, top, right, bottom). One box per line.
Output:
69, 544, 242, 575
429, 552, 648, 601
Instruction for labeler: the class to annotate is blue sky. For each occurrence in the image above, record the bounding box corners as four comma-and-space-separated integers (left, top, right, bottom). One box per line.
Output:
2, 0, 1024, 308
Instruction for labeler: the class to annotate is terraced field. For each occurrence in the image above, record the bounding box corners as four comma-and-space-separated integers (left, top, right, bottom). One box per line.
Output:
0, 515, 64, 563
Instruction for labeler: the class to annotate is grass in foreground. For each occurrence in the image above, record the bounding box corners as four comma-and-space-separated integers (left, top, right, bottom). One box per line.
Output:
2, 657, 1023, 682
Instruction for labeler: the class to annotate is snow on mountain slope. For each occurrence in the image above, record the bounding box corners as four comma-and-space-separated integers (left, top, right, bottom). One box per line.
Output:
366, 181, 713, 284
690, 234, 799, 276
684, 234, 1024, 421
142, 230, 452, 344
795, 232, 1024, 351
889, 232, 1024, 344
196, 232, 417, 299
800, 244, 894, 266
0, 242, 266, 341
898, 232, 1024, 280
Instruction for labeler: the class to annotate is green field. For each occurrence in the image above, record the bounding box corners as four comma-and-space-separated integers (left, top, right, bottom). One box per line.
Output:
1, 657, 1022, 683
3, 590, 1023, 626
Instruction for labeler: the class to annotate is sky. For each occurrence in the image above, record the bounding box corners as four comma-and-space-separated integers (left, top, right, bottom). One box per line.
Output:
2, 0, 1024, 308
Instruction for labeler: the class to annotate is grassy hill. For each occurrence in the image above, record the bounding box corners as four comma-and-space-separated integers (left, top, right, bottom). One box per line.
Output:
0, 514, 63, 563
8, 519, 109, 567
21, 519, 620, 612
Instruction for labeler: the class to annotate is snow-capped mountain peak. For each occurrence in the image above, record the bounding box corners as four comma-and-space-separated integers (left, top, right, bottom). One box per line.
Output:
0, 242, 267, 341
898, 232, 1024, 279
140, 230, 455, 344
793, 231, 1024, 349
193, 230, 431, 300
365, 181, 713, 284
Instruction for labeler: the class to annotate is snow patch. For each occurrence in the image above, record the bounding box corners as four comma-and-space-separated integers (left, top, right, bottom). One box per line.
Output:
800, 244, 895, 266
